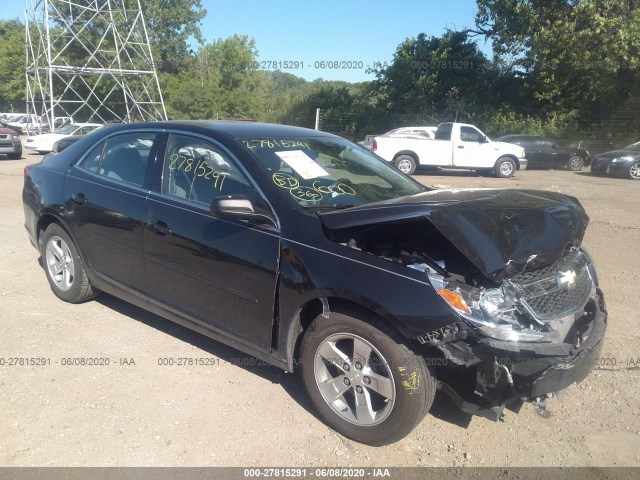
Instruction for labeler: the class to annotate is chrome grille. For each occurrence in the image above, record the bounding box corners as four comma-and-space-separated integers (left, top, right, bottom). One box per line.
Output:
508, 249, 594, 322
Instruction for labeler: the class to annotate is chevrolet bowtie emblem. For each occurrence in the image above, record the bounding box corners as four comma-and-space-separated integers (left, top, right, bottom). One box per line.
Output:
558, 270, 577, 289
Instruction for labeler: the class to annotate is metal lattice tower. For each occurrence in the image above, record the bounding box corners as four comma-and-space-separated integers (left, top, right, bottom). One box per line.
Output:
25, 0, 167, 132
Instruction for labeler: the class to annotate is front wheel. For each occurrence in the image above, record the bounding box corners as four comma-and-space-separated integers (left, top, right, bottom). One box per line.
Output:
300, 309, 435, 445
494, 157, 516, 178
394, 155, 417, 175
40, 223, 99, 303
629, 162, 640, 180
568, 155, 585, 171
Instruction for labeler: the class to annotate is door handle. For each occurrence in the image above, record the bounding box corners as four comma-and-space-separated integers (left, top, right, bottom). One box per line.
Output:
457, 145, 465, 149
71, 193, 87, 204
150, 221, 172, 235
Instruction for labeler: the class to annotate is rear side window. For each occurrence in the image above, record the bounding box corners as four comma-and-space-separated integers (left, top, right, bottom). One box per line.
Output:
78, 132, 157, 187
434, 124, 453, 140
161, 133, 257, 207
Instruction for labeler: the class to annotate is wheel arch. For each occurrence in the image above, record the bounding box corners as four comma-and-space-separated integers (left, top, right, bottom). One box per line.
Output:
392, 150, 420, 163
284, 295, 409, 372
36, 212, 90, 269
36, 212, 67, 247
495, 154, 521, 170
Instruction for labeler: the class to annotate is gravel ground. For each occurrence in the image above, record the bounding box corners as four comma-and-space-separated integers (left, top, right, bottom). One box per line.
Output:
0, 151, 638, 467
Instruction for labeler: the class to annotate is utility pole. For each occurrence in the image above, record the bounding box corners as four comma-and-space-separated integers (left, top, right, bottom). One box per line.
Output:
24, 0, 167, 132
315, 108, 321, 130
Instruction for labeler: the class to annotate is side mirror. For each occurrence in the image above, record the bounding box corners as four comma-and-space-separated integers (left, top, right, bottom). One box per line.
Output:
552, 144, 559, 149
480, 135, 488, 143
210, 195, 276, 227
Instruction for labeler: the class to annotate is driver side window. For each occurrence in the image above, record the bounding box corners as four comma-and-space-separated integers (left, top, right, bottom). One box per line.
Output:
162, 134, 257, 207
460, 126, 483, 142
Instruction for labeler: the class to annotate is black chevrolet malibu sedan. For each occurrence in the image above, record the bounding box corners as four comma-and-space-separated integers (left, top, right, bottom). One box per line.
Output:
23, 121, 607, 445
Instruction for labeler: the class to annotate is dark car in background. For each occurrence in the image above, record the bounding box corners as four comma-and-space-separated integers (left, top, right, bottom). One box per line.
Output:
0, 120, 23, 136
52, 135, 83, 153
0, 127, 23, 159
496, 134, 590, 170
23, 121, 607, 445
591, 141, 640, 179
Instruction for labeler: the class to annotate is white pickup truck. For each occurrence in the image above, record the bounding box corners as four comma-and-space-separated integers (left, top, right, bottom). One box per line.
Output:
373, 122, 528, 177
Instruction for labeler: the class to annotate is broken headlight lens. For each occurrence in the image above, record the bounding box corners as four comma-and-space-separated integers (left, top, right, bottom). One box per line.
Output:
429, 275, 546, 342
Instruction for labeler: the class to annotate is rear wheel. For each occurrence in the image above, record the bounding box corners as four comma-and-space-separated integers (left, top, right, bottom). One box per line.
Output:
568, 155, 585, 171
41, 223, 99, 303
494, 157, 516, 178
300, 308, 435, 445
629, 162, 640, 180
394, 155, 417, 175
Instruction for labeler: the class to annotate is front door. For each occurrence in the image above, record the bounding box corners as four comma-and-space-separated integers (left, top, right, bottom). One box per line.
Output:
143, 133, 280, 350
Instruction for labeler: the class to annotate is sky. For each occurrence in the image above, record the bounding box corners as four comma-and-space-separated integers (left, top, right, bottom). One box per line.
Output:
1, 0, 489, 82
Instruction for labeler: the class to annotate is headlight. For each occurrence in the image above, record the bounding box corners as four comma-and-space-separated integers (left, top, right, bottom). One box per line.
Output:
612, 156, 634, 163
429, 274, 547, 342
11, 135, 20, 141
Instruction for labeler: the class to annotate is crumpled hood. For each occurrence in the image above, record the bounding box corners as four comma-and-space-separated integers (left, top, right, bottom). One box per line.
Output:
319, 189, 589, 282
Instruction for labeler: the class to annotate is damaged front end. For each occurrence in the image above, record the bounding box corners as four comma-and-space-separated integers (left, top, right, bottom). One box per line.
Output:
422, 248, 607, 420
320, 188, 607, 420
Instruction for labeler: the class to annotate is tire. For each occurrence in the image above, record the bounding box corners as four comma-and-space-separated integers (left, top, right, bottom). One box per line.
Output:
394, 155, 417, 175
568, 155, 585, 171
300, 308, 436, 445
629, 162, 640, 180
8, 152, 22, 160
40, 223, 99, 303
494, 157, 516, 178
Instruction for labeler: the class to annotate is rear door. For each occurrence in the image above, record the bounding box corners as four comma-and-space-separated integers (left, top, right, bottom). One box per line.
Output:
143, 132, 280, 351
64, 131, 160, 295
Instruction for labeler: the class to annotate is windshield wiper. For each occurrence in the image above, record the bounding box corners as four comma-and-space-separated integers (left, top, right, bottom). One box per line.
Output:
302, 203, 356, 211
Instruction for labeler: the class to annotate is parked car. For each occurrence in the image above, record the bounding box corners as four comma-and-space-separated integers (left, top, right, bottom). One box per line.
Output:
591, 141, 640, 179
496, 135, 591, 171
25, 123, 102, 154
38, 116, 74, 134
0, 127, 23, 159
23, 121, 607, 445
361, 126, 437, 151
0, 119, 23, 136
384, 126, 438, 139
7, 114, 41, 134
374, 122, 527, 176
52, 135, 83, 153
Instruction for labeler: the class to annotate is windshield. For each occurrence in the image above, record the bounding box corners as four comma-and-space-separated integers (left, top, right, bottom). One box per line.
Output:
56, 124, 80, 134
240, 136, 424, 208
623, 141, 640, 152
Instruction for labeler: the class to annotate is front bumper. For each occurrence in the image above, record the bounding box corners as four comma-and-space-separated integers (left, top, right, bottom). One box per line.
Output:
425, 289, 607, 420
591, 159, 631, 176
0, 144, 22, 155
518, 158, 528, 170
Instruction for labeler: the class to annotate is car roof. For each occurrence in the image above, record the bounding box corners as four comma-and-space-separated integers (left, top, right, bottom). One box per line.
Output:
498, 134, 544, 140
137, 120, 339, 139
69, 123, 103, 128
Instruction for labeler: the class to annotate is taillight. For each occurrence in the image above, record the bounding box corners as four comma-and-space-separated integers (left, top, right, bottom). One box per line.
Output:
373, 139, 377, 151
24, 164, 34, 177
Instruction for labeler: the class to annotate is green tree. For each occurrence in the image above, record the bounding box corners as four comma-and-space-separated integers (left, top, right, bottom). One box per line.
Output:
0, 19, 26, 109
371, 31, 494, 122
141, 0, 206, 73
473, 0, 640, 124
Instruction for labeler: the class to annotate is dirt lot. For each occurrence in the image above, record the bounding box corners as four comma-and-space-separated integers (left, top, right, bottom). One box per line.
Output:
0, 150, 639, 467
